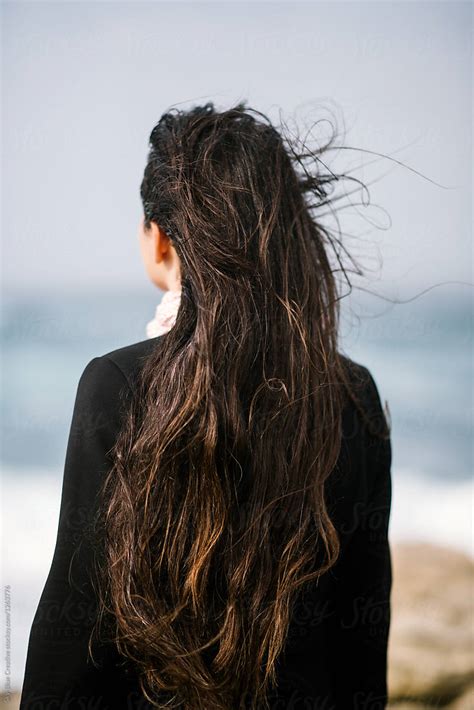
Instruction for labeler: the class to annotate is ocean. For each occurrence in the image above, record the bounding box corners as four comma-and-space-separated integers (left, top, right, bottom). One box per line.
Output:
1, 284, 472, 690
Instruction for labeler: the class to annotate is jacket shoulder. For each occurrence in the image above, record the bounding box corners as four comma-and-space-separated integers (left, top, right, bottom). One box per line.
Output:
338, 353, 390, 437
95, 335, 164, 392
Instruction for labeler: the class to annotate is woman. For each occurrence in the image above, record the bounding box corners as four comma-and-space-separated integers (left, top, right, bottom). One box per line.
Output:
20, 102, 392, 710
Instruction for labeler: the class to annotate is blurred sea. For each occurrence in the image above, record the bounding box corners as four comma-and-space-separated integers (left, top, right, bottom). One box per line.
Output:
1, 285, 473, 690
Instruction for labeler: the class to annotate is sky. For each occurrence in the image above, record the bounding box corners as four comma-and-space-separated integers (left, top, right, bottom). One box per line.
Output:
2, 1, 472, 302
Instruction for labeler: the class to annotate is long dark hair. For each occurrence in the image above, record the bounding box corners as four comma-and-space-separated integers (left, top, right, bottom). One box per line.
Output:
91, 101, 389, 709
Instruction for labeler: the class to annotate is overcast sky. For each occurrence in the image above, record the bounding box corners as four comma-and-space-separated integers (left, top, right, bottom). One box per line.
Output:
3, 1, 472, 302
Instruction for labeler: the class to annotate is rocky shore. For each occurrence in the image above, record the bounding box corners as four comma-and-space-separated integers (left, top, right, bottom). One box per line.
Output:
387, 541, 473, 708
3, 541, 472, 709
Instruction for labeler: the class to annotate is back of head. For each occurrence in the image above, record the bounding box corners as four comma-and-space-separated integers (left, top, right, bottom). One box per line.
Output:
93, 101, 378, 709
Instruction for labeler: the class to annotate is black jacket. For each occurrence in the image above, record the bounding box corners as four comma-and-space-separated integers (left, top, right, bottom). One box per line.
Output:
19, 336, 392, 710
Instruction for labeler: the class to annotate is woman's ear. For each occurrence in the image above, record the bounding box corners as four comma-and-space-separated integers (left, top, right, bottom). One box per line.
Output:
153, 223, 173, 264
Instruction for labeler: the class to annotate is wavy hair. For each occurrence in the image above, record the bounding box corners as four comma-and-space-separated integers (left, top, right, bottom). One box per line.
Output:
90, 101, 389, 709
